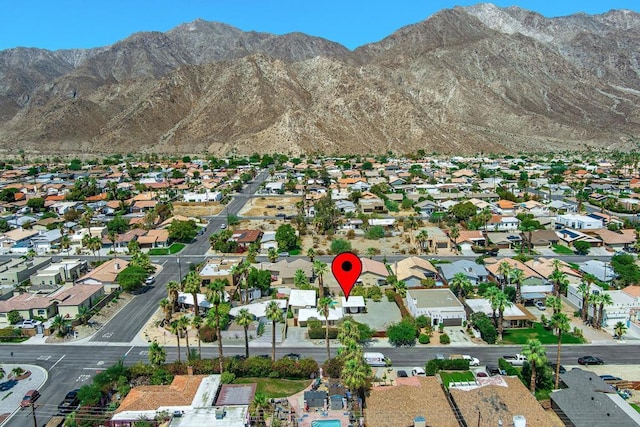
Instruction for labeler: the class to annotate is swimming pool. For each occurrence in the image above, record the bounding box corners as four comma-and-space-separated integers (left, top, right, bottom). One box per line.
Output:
311, 420, 342, 427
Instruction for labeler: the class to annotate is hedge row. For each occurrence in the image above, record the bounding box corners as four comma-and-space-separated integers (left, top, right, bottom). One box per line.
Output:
424, 358, 470, 376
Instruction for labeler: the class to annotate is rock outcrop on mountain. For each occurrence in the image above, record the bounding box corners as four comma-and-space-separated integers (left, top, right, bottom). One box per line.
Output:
0, 4, 639, 155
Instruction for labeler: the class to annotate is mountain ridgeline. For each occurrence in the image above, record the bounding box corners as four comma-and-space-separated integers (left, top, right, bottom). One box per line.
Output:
1, 4, 639, 156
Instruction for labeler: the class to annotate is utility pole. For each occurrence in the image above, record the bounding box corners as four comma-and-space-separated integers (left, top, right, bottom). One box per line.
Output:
29, 403, 37, 427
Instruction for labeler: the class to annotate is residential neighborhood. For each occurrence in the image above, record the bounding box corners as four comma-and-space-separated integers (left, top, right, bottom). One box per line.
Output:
2, 152, 640, 426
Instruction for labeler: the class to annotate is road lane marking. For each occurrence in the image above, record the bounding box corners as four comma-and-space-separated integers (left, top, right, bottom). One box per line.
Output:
124, 346, 134, 357
37, 355, 51, 361
51, 354, 65, 369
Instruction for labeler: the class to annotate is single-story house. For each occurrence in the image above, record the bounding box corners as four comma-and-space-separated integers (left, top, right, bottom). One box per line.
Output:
465, 299, 535, 329
405, 289, 466, 326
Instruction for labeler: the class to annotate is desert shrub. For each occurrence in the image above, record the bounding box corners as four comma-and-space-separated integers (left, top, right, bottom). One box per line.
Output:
323, 358, 344, 379
308, 327, 338, 340
199, 325, 217, 342
471, 312, 497, 344
385, 289, 395, 302
416, 315, 430, 329
298, 358, 320, 379
241, 356, 273, 378
418, 333, 430, 344
306, 317, 322, 330
439, 333, 450, 344
425, 359, 442, 376
366, 286, 382, 301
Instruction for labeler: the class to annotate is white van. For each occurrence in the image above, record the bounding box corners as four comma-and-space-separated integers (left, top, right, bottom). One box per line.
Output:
364, 352, 390, 367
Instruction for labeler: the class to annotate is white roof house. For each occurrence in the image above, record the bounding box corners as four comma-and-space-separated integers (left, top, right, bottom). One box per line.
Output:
229, 299, 288, 320
288, 289, 317, 308
298, 307, 343, 324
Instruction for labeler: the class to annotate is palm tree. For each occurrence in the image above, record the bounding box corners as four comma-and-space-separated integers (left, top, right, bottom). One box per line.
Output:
549, 267, 569, 297
148, 341, 167, 367
235, 308, 254, 358
449, 225, 460, 254
545, 295, 563, 316
265, 300, 283, 362
192, 315, 203, 359
169, 320, 182, 364
231, 260, 250, 304
51, 314, 67, 337
306, 248, 316, 263
313, 261, 328, 297
495, 290, 512, 341
589, 293, 601, 327
342, 356, 371, 406
394, 280, 407, 298
614, 321, 627, 339
577, 281, 591, 323
416, 229, 429, 254
497, 261, 511, 290
485, 286, 501, 328
267, 247, 278, 263
318, 297, 333, 360
159, 298, 172, 325
550, 312, 570, 389
450, 272, 472, 300
250, 392, 270, 427
108, 231, 118, 257
178, 315, 191, 359
207, 278, 228, 373
597, 293, 613, 330
521, 339, 547, 393
88, 236, 102, 261
60, 235, 71, 258
510, 268, 524, 305
183, 271, 202, 315
167, 281, 180, 314
75, 305, 92, 325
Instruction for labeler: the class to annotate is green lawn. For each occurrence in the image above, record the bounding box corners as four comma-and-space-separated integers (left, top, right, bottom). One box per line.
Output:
501, 323, 585, 345
233, 377, 311, 398
148, 243, 185, 255
439, 371, 475, 389
631, 403, 640, 413
552, 244, 574, 255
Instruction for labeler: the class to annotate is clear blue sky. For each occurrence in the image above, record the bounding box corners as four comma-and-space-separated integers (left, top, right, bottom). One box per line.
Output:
2, 1, 639, 51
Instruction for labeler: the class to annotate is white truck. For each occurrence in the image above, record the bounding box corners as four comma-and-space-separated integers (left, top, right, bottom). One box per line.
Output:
364, 352, 390, 367
450, 354, 480, 366
502, 354, 528, 366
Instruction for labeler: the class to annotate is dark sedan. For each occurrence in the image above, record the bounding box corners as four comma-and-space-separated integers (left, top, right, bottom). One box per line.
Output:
578, 356, 604, 365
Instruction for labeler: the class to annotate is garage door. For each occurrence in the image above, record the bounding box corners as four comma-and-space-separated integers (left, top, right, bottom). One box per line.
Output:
442, 318, 462, 327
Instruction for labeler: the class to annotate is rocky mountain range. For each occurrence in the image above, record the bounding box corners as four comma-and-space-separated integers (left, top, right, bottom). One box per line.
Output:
1, 3, 639, 156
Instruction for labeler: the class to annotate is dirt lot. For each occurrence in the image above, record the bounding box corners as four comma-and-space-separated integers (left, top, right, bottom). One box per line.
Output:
239, 196, 301, 217
173, 202, 224, 218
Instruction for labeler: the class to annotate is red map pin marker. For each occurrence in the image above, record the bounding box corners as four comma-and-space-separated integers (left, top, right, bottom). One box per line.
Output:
331, 252, 362, 301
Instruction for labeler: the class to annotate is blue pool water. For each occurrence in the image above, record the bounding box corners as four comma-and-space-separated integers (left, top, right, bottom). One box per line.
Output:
311, 420, 342, 427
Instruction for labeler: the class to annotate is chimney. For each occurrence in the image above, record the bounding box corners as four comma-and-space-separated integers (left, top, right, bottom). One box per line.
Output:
187, 366, 193, 376
114, 262, 120, 271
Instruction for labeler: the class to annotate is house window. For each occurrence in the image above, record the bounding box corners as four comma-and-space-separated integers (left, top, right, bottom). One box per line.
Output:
37, 309, 46, 316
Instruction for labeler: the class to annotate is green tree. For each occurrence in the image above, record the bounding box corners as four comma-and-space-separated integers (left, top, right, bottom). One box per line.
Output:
148, 341, 167, 366
275, 223, 297, 251
521, 339, 547, 393
449, 272, 473, 300
573, 241, 591, 255
168, 219, 198, 242
51, 314, 68, 337
577, 281, 591, 323
247, 267, 272, 294
26, 197, 45, 212
494, 290, 512, 341
159, 298, 172, 325
448, 201, 477, 222
267, 247, 278, 263
192, 315, 203, 358
178, 315, 191, 358
614, 321, 627, 339
387, 318, 417, 347
183, 270, 202, 315
235, 308, 254, 358
0, 219, 10, 233
510, 268, 524, 304
265, 300, 283, 362
7, 310, 21, 325
106, 216, 129, 234
117, 265, 147, 292
293, 269, 309, 288
596, 293, 613, 330
330, 238, 351, 254
75, 305, 92, 325
306, 248, 316, 262
169, 320, 182, 364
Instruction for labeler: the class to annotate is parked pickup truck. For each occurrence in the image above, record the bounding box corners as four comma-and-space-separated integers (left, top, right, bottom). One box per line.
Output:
449, 354, 480, 366
502, 354, 528, 366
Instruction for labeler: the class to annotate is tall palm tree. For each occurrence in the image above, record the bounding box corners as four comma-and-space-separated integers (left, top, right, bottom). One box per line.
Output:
577, 281, 591, 323
485, 286, 501, 328
449, 225, 460, 254
549, 268, 569, 297
597, 293, 613, 330
231, 260, 250, 304
166, 281, 180, 314
108, 231, 118, 258
589, 293, 601, 327
60, 235, 71, 258
265, 300, 283, 362
318, 297, 333, 360
178, 315, 191, 359
51, 314, 67, 337
521, 339, 547, 393
183, 271, 202, 315
192, 315, 203, 359
495, 290, 512, 341
394, 280, 407, 298
416, 229, 429, 254
497, 261, 511, 290
235, 308, 254, 358
550, 312, 570, 389
206, 278, 228, 373
159, 298, 172, 325
267, 247, 278, 263
510, 268, 524, 305
313, 261, 328, 297
250, 392, 270, 427
89, 236, 102, 261
148, 341, 167, 367
342, 356, 371, 406
169, 320, 182, 364
306, 248, 316, 263
545, 295, 563, 316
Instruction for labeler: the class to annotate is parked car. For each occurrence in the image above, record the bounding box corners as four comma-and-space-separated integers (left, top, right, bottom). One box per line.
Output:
450, 354, 480, 366
435, 354, 445, 360
283, 353, 301, 361
486, 364, 501, 376
58, 389, 80, 414
548, 362, 566, 374
145, 276, 155, 285
21, 389, 40, 408
578, 356, 604, 365
278, 252, 290, 258
396, 370, 408, 378
599, 374, 622, 382
220, 223, 227, 229
411, 367, 426, 376
534, 300, 546, 311
502, 354, 528, 366
475, 371, 489, 378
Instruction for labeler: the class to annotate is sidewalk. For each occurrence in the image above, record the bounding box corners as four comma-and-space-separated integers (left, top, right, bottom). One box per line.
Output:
0, 364, 48, 427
